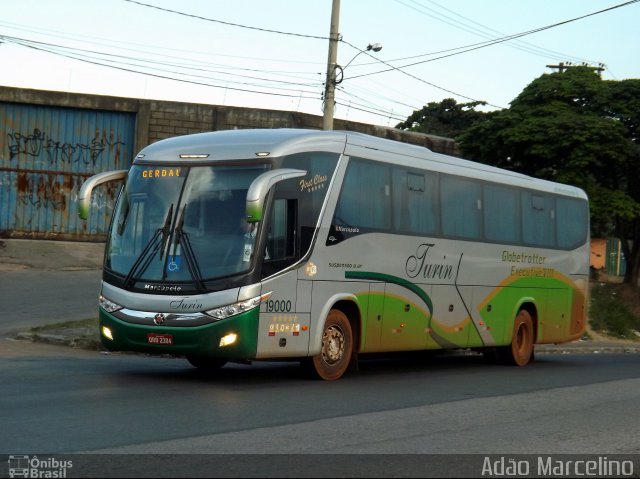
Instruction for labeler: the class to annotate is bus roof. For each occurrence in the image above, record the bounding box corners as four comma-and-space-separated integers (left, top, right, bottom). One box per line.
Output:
134, 128, 587, 200
136, 128, 348, 162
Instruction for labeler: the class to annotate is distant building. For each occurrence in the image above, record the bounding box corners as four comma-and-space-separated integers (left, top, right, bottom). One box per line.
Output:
591, 238, 626, 281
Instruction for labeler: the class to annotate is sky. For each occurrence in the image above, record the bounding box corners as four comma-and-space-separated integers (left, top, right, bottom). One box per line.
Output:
0, 0, 638, 127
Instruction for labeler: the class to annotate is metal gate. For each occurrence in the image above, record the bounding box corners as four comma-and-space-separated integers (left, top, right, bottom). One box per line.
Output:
606, 238, 627, 278
0, 102, 136, 240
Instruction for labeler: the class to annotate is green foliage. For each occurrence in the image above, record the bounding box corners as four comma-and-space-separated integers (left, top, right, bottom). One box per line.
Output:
588, 186, 640, 237
589, 284, 640, 339
511, 67, 602, 110
459, 69, 636, 189
395, 98, 491, 139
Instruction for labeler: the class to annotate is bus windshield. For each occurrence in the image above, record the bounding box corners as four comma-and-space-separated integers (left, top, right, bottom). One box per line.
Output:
105, 164, 269, 286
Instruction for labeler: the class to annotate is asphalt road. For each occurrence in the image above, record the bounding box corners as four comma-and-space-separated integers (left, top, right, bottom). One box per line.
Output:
1, 341, 639, 462
0, 269, 102, 334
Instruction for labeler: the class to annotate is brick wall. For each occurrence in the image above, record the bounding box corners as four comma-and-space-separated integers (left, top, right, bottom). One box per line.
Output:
0, 86, 459, 156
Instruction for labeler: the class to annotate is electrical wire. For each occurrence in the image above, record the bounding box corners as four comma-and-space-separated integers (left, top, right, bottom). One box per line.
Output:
394, 0, 598, 64
350, 0, 639, 78
1, 34, 322, 100
340, 39, 502, 108
0, 27, 323, 84
336, 86, 409, 119
8, 0, 631, 123
0, 19, 326, 70
1, 30, 405, 123
122, 0, 329, 40
119, 0, 503, 111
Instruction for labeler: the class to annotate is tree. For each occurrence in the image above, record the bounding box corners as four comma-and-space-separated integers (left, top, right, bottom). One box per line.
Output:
458, 67, 640, 285
395, 98, 491, 139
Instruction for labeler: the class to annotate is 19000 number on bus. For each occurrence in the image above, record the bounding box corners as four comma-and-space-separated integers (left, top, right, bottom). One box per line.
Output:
265, 299, 292, 313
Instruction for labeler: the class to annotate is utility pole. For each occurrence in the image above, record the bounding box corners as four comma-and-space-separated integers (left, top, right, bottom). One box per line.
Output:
546, 62, 569, 74
322, 0, 340, 130
546, 61, 605, 78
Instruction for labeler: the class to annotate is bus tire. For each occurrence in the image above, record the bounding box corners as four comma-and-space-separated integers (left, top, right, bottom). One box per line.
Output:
186, 356, 227, 370
498, 309, 534, 366
309, 309, 353, 381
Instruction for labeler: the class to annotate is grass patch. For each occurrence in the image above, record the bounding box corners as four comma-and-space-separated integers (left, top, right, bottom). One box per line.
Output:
24, 317, 102, 350
29, 318, 98, 332
589, 283, 640, 339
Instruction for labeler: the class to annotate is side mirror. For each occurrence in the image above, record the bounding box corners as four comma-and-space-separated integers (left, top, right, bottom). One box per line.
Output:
78, 170, 128, 220
245, 169, 306, 222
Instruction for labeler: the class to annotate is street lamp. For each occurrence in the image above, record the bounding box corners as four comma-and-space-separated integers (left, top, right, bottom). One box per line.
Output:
322, 42, 383, 130
342, 43, 383, 70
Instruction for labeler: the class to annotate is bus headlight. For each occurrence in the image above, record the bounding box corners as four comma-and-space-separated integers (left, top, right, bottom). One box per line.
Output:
219, 333, 238, 347
99, 294, 123, 313
101, 326, 114, 341
205, 292, 272, 320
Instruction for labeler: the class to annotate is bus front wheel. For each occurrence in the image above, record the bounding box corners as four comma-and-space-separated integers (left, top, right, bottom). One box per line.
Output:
498, 309, 534, 366
308, 309, 353, 381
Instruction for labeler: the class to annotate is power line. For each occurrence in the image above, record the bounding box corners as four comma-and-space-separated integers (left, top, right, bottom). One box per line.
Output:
340, 0, 639, 107
334, 100, 406, 122
14, 0, 620, 123
120, 0, 498, 114
340, 39, 502, 108
394, 0, 597, 64
336, 86, 413, 119
1, 30, 409, 124
122, 0, 328, 41
0, 19, 326, 70
1, 34, 321, 100
351, 0, 639, 78
0, 20, 327, 89
338, 82, 421, 112
0, 32, 323, 90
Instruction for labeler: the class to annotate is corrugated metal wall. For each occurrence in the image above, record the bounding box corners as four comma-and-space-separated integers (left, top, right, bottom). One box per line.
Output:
606, 238, 627, 277
0, 102, 135, 240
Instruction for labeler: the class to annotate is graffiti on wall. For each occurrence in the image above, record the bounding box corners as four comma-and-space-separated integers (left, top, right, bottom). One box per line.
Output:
7, 127, 125, 166
15, 171, 121, 216
4, 127, 126, 215
16, 173, 80, 211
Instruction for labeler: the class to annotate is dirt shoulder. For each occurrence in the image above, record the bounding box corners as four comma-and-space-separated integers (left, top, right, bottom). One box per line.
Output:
0, 238, 104, 272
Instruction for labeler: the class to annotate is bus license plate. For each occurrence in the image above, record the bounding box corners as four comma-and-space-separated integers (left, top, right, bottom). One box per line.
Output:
147, 333, 173, 345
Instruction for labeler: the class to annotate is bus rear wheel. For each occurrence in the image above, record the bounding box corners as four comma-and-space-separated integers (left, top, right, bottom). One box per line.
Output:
498, 309, 534, 366
186, 356, 228, 370
308, 309, 353, 381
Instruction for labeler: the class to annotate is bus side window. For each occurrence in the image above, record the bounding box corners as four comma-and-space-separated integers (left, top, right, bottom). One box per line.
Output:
262, 198, 298, 277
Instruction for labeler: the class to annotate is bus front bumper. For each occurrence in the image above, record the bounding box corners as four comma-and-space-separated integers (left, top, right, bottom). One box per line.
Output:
99, 308, 259, 359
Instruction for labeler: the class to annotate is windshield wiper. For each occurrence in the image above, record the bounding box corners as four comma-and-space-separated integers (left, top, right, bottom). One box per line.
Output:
159, 203, 174, 260
171, 204, 206, 291
123, 204, 174, 289
116, 195, 130, 236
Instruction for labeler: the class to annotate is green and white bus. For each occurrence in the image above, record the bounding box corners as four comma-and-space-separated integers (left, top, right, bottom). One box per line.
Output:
79, 128, 589, 380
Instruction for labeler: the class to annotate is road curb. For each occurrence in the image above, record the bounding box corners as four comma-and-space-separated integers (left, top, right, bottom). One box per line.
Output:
536, 344, 640, 354
11, 326, 640, 355
14, 328, 101, 350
